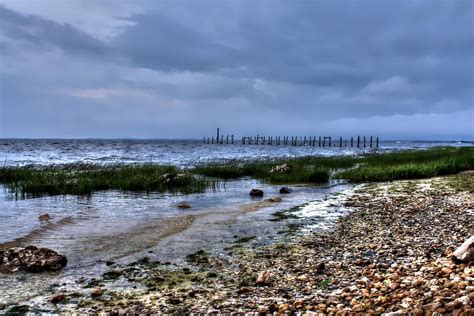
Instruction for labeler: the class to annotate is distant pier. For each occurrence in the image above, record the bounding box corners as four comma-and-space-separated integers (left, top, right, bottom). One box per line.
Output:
203, 128, 379, 148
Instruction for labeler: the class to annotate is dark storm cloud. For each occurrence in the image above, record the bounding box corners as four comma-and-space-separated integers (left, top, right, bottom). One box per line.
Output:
0, 0, 472, 139
0, 5, 106, 56
112, 1, 473, 85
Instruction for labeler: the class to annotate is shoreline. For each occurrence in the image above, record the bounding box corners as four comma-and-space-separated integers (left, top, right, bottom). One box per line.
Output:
2, 172, 472, 314
0, 183, 348, 306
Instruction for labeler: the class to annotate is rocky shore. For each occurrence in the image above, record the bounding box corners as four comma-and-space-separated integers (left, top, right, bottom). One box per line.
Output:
2, 173, 473, 314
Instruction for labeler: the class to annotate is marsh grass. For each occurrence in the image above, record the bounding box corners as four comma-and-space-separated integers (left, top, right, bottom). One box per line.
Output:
0, 163, 218, 197
194, 147, 474, 184
192, 158, 333, 183
0, 147, 472, 197
337, 147, 474, 182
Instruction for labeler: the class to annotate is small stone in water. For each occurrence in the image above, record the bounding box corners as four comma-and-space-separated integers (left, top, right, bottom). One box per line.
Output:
280, 187, 292, 194
249, 189, 264, 197
91, 288, 103, 297
39, 213, 51, 221
177, 202, 191, 209
50, 294, 66, 304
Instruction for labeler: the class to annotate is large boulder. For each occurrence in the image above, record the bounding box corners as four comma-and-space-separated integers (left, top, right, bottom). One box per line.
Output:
0, 246, 67, 273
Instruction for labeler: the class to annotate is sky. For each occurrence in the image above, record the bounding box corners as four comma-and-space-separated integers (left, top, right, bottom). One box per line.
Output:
0, 0, 472, 140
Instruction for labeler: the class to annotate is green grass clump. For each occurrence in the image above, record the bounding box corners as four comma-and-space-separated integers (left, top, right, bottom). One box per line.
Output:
318, 277, 332, 288
0, 163, 217, 197
337, 147, 474, 182
193, 158, 331, 183
193, 147, 473, 184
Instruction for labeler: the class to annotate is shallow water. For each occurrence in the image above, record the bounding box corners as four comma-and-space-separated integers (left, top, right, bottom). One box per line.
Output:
0, 177, 353, 305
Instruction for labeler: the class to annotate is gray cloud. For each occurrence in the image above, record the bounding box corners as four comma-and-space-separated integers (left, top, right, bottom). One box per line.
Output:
0, 1, 472, 139
0, 5, 106, 56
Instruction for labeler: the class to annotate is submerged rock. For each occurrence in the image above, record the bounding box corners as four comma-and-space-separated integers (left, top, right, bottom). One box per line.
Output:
249, 189, 264, 197
177, 202, 191, 209
0, 246, 67, 273
38, 213, 51, 221
266, 196, 282, 203
279, 187, 292, 194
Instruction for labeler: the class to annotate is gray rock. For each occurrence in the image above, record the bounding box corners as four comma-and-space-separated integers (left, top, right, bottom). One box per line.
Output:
279, 187, 292, 194
249, 189, 264, 197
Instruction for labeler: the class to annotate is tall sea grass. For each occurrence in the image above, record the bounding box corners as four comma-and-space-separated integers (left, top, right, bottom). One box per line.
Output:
0, 163, 218, 198
0, 147, 472, 197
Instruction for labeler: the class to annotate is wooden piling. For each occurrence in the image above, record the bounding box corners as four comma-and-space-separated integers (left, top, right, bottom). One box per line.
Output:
376, 137, 379, 148
363, 136, 366, 147
319, 136, 321, 147
329, 137, 332, 147
216, 128, 220, 144
370, 136, 373, 148
357, 136, 360, 148
339, 137, 342, 147
351, 137, 353, 147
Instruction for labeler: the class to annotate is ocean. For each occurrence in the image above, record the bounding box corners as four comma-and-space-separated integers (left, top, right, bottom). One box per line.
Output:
0, 138, 470, 166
